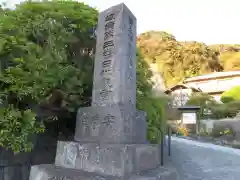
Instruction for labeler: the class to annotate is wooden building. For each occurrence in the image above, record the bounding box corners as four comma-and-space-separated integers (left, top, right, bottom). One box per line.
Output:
165, 71, 240, 107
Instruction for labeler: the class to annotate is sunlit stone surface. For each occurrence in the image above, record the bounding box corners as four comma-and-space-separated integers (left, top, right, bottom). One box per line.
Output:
29, 3, 176, 180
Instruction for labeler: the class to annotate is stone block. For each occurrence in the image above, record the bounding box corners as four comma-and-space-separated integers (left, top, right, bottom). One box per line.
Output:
29, 164, 121, 180
29, 164, 178, 180
91, 3, 137, 107
75, 106, 147, 143
55, 141, 160, 177
91, 54, 137, 108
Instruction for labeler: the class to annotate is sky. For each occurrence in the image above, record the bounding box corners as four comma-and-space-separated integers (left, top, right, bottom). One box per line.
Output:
2, 0, 240, 44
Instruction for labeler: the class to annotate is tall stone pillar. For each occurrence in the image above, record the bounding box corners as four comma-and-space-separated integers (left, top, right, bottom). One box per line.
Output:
29, 3, 177, 180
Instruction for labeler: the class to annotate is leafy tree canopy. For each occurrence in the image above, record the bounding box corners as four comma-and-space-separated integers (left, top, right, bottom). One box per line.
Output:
137, 31, 240, 88
209, 44, 240, 71
186, 93, 216, 107
210, 101, 240, 119
136, 53, 170, 142
0, 0, 167, 152
0, 0, 98, 153
187, 93, 240, 119
186, 93, 217, 119
221, 86, 240, 103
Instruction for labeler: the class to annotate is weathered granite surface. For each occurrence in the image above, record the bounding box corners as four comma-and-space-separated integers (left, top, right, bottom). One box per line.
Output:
30, 164, 121, 180
74, 107, 147, 143
30, 164, 177, 180
55, 141, 160, 177
28, 3, 176, 180
74, 3, 142, 144
91, 3, 136, 108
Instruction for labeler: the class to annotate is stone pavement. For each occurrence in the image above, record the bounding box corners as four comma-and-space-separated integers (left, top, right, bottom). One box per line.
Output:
165, 137, 240, 180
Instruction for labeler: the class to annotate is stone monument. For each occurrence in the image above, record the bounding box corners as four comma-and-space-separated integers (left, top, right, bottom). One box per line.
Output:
29, 3, 177, 180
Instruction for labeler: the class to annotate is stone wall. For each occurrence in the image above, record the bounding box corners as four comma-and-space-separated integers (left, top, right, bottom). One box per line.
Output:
200, 118, 240, 140
0, 121, 69, 180
169, 118, 240, 140
199, 120, 215, 133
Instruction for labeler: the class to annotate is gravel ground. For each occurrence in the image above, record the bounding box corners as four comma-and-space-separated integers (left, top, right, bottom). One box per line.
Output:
164, 137, 240, 180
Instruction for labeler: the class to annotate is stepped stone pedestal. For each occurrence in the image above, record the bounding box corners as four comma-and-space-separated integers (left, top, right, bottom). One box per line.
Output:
55, 142, 160, 177
29, 3, 177, 180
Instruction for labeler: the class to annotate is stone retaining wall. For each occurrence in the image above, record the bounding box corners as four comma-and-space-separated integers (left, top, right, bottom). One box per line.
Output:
200, 118, 240, 140
0, 122, 63, 180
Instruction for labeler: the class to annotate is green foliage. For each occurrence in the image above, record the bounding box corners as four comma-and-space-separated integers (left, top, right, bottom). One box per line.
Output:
199, 128, 209, 136
209, 44, 240, 71
0, 106, 44, 153
211, 126, 233, 138
187, 93, 216, 106
137, 31, 223, 87
136, 52, 153, 98
137, 32, 240, 87
187, 93, 240, 119
0, 0, 167, 152
0, 0, 98, 153
136, 52, 169, 143
186, 93, 216, 119
221, 86, 240, 103
210, 101, 240, 119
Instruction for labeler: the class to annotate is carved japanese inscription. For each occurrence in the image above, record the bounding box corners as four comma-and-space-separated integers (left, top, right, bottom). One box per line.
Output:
91, 113, 100, 136
92, 4, 137, 107
98, 11, 119, 102
91, 113, 100, 130
74, 4, 141, 143
78, 146, 89, 169
102, 114, 115, 127
126, 16, 134, 88
63, 143, 77, 166
81, 113, 88, 127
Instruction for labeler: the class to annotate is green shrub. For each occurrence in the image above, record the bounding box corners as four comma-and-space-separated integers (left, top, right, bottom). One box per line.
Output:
0, 1, 167, 152
186, 93, 217, 119
187, 93, 240, 119
221, 86, 240, 103
210, 101, 240, 119
0, 0, 98, 153
199, 128, 209, 136
211, 126, 233, 138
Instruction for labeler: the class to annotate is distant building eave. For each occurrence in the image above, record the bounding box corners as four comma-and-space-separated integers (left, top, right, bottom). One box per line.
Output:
184, 71, 240, 83
164, 84, 202, 94
178, 106, 200, 111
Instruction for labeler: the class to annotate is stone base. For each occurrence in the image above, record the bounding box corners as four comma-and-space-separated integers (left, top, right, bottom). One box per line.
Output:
29, 164, 178, 180
55, 141, 160, 177
29, 164, 119, 180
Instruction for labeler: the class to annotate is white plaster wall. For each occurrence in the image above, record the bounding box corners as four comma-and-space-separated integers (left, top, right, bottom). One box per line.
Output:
185, 76, 240, 93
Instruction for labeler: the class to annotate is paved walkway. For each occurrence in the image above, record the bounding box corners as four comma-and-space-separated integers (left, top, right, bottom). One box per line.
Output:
164, 137, 240, 180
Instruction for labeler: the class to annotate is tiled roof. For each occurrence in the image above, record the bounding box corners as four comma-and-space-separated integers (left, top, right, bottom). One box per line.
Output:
184, 71, 240, 82
164, 84, 201, 94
